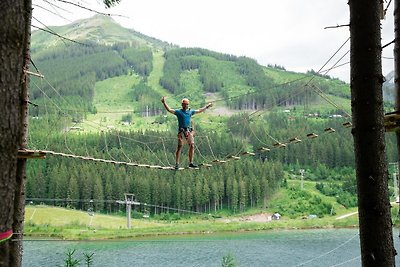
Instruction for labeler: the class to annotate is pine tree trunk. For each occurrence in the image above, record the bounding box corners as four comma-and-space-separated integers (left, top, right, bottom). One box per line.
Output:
12, 0, 31, 264
394, 0, 400, 218
349, 0, 396, 265
0, 1, 31, 266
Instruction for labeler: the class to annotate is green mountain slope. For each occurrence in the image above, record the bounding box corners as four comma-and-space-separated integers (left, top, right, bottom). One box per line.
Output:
30, 14, 353, 121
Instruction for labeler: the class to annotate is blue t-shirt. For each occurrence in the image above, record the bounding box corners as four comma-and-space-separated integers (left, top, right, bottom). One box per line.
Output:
174, 109, 196, 130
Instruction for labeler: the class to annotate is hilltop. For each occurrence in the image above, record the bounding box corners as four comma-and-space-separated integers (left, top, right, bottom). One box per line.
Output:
31, 14, 173, 52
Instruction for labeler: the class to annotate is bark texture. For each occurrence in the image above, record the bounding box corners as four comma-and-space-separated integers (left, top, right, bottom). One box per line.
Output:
394, 0, 400, 226
349, 0, 396, 266
0, 1, 31, 266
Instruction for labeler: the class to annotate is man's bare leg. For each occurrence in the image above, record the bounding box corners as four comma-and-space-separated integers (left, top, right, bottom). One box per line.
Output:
188, 144, 194, 164
175, 144, 182, 165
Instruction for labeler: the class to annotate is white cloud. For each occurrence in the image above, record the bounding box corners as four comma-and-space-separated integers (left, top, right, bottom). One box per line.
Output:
32, 0, 395, 83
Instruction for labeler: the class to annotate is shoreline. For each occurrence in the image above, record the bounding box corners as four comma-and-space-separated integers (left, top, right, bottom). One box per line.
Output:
22, 225, 362, 242
23, 216, 362, 241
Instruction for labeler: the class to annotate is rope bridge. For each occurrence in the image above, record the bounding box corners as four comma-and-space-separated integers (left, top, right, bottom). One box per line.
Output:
18, 118, 354, 171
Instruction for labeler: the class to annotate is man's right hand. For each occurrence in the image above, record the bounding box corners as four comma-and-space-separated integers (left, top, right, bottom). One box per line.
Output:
161, 97, 174, 114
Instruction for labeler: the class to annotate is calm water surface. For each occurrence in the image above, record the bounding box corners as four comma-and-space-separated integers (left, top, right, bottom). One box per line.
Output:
22, 228, 400, 267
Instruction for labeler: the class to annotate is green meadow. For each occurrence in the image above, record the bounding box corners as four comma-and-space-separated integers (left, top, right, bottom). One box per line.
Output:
23, 178, 370, 241
24, 204, 361, 241
23, 177, 400, 241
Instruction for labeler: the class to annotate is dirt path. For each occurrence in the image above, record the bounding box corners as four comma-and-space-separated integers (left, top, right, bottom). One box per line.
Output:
217, 213, 273, 223
217, 211, 359, 223
336, 211, 358, 220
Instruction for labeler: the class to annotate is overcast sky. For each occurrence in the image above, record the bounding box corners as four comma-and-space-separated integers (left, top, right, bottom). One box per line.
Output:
32, 0, 395, 83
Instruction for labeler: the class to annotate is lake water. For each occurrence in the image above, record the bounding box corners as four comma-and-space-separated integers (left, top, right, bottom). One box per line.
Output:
22, 228, 400, 267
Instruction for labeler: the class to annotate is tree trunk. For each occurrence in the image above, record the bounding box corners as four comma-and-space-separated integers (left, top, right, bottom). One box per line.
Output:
349, 1, 396, 266
12, 0, 32, 264
0, 1, 31, 266
394, 0, 400, 222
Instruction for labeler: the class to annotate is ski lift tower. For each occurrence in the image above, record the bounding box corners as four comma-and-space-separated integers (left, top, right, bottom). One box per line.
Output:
299, 169, 305, 190
116, 193, 140, 229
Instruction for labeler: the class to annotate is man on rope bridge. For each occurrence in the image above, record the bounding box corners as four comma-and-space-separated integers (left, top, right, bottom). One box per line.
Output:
161, 97, 212, 170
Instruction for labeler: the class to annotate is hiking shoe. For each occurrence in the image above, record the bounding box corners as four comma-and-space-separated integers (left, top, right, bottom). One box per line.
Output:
189, 163, 198, 168
174, 164, 180, 170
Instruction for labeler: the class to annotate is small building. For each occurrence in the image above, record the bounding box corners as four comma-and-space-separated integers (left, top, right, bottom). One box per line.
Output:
272, 213, 281, 220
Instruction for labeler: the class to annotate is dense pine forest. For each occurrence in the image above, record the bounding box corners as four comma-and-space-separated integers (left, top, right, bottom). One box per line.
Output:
26, 15, 397, 218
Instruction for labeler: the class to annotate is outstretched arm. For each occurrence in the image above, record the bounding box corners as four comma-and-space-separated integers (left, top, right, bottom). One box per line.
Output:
161, 96, 175, 114
195, 102, 213, 114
